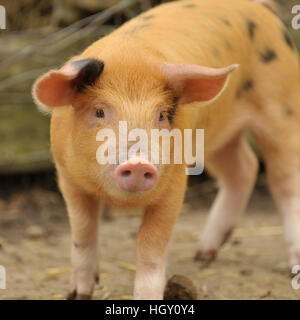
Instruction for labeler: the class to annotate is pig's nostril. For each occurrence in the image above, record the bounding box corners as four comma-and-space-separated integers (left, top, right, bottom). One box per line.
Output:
144, 172, 153, 179
115, 161, 158, 192
122, 170, 131, 177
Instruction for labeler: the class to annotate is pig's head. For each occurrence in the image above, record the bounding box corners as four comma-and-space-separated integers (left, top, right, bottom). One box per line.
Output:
33, 54, 237, 206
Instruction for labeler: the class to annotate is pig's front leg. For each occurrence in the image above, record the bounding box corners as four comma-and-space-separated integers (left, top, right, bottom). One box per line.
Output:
134, 180, 186, 300
59, 175, 100, 300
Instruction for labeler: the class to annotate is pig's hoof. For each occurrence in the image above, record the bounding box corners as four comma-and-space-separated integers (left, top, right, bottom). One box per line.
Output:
194, 249, 216, 262
66, 290, 91, 300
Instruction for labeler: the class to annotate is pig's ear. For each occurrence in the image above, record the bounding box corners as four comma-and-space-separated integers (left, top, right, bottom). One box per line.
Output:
32, 58, 104, 109
160, 63, 239, 105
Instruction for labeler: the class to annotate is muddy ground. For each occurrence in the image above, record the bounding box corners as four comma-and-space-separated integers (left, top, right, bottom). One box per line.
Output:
0, 173, 299, 300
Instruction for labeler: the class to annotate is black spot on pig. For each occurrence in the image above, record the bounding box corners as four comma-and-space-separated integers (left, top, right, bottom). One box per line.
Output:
283, 29, 295, 50
220, 18, 232, 27
237, 79, 254, 98
225, 40, 232, 50
183, 3, 197, 8
71, 59, 104, 92
212, 47, 220, 57
125, 23, 151, 35
247, 20, 257, 39
282, 104, 294, 117
243, 79, 254, 91
260, 48, 277, 63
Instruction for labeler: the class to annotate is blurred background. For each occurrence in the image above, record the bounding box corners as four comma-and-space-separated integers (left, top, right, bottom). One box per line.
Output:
0, 0, 299, 300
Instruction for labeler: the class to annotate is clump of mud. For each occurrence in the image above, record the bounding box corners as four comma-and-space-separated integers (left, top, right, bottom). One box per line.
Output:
164, 275, 198, 300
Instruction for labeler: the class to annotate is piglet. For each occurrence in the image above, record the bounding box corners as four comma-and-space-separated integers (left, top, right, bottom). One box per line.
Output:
33, 0, 300, 299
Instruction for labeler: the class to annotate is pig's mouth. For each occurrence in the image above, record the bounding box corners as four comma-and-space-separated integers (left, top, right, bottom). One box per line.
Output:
113, 156, 158, 192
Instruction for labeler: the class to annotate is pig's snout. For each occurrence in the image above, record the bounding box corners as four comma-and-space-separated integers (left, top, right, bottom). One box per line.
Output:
114, 159, 158, 192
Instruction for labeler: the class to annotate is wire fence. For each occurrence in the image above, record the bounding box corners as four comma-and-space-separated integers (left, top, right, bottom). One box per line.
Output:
0, 0, 150, 173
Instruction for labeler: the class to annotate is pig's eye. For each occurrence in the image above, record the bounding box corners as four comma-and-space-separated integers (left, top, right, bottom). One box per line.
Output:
159, 112, 166, 122
95, 109, 105, 118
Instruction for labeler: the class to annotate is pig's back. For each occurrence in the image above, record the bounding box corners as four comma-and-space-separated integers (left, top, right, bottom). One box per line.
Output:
106, 0, 287, 66
82, 0, 300, 153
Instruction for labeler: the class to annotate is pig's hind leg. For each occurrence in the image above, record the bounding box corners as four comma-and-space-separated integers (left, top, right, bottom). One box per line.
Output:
59, 174, 101, 300
195, 135, 258, 262
250, 98, 300, 271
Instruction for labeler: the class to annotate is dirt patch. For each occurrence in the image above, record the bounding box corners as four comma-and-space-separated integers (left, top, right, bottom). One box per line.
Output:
0, 177, 299, 300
